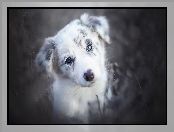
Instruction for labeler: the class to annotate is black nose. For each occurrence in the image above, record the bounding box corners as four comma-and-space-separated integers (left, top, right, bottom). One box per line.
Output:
84, 69, 94, 82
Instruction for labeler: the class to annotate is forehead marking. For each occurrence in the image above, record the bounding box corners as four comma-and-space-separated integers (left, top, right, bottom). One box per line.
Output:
79, 29, 87, 37
73, 29, 88, 48
73, 35, 82, 47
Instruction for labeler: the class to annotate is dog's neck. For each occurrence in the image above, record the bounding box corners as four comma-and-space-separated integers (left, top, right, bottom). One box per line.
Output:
51, 70, 107, 122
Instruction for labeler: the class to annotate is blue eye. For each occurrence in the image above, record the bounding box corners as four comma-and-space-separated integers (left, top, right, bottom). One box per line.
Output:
86, 45, 93, 52
85, 39, 93, 52
65, 57, 74, 65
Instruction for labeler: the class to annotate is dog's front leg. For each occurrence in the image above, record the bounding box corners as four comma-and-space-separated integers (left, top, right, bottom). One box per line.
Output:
96, 94, 105, 118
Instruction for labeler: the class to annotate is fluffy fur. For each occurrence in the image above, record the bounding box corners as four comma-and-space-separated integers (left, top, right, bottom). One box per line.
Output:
35, 13, 110, 123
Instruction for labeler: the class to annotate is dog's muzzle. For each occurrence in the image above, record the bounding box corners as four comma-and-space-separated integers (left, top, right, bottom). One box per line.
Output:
83, 69, 94, 82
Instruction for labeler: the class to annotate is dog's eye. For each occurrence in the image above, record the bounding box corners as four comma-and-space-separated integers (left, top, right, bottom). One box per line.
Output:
86, 45, 93, 52
85, 39, 93, 52
65, 57, 74, 65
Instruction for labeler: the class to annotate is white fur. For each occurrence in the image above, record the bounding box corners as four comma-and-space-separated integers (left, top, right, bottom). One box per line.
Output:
35, 13, 110, 123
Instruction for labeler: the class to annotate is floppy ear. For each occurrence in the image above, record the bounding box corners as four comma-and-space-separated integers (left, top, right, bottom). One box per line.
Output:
80, 13, 111, 44
35, 37, 56, 74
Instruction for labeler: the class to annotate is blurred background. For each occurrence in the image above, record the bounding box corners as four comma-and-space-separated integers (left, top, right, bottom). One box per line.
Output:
8, 8, 166, 124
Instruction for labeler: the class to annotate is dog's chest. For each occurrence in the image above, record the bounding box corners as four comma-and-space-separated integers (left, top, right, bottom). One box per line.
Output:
51, 77, 105, 119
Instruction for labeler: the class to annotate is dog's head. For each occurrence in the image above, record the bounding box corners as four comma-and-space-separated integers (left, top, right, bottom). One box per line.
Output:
35, 13, 110, 87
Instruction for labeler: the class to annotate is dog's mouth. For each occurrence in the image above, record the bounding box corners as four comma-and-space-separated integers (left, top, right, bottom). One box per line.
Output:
80, 81, 95, 88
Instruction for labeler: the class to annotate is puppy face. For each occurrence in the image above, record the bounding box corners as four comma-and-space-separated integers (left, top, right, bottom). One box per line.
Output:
36, 13, 110, 87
